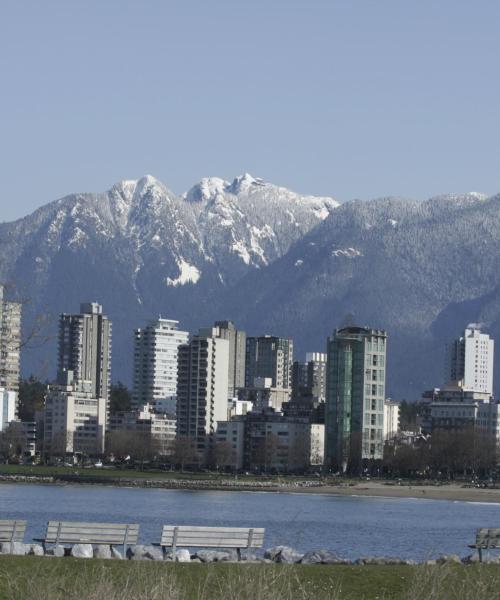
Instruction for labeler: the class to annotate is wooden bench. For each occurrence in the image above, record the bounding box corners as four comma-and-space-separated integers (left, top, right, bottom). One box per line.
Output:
0, 520, 27, 545
34, 521, 139, 555
469, 528, 500, 562
157, 525, 265, 559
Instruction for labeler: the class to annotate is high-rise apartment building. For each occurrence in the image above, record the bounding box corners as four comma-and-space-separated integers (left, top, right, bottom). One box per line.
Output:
292, 352, 327, 402
449, 325, 494, 395
325, 326, 387, 471
176, 328, 229, 453
132, 318, 188, 413
0, 285, 21, 395
58, 302, 111, 401
213, 320, 246, 397
245, 336, 293, 389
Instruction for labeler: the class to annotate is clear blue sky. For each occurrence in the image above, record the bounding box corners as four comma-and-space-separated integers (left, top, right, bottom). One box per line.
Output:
1, 0, 499, 222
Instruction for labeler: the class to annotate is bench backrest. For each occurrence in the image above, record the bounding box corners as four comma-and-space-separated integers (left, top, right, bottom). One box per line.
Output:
476, 528, 500, 548
160, 525, 265, 549
0, 520, 27, 543
44, 521, 139, 546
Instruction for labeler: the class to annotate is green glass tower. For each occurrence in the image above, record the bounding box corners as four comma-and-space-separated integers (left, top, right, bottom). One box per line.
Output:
325, 327, 387, 472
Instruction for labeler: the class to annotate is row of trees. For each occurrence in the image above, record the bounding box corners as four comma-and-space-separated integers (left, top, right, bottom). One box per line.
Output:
384, 427, 498, 479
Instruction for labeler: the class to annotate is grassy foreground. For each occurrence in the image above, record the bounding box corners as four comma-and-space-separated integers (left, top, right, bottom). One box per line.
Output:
1, 557, 500, 600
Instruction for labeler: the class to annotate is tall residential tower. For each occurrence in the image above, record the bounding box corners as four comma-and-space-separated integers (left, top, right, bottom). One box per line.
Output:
245, 335, 293, 389
449, 325, 494, 395
0, 285, 21, 396
58, 302, 111, 401
176, 328, 229, 454
132, 317, 189, 413
325, 326, 387, 471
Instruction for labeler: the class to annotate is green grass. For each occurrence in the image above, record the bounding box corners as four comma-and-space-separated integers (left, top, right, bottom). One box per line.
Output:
1, 556, 499, 600
0, 464, 326, 484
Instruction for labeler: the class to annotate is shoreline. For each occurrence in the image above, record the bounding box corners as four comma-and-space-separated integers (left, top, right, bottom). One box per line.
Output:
2, 473, 500, 503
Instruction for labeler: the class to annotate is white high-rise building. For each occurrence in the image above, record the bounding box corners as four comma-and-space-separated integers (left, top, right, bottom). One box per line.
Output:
383, 399, 400, 440
0, 285, 22, 396
449, 325, 494, 395
0, 388, 17, 431
133, 318, 188, 414
176, 328, 229, 454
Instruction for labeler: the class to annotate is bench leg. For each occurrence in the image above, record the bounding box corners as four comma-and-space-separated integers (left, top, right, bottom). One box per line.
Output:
479, 548, 483, 563
237, 548, 241, 562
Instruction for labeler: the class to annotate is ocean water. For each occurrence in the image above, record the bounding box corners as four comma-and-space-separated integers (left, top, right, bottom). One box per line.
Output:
0, 483, 498, 560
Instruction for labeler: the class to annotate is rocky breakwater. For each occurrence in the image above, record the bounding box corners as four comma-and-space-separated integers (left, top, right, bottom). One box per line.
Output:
0, 541, 490, 565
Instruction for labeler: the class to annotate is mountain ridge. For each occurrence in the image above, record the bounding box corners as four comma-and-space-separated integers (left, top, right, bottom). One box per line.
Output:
0, 175, 497, 399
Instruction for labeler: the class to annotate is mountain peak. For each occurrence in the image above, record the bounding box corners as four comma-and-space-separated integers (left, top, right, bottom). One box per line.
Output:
229, 173, 265, 194
184, 177, 229, 203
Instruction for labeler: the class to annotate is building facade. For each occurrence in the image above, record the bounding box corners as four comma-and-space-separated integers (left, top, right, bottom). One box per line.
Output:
245, 335, 293, 389
325, 326, 387, 471
132, 317, 188, 413
292, 352, 327, 405
176, 328, 229, 453
214, 321, 246, 398
449, 325, 494, 395
108, 404, 176, 456
383, 399, 400, 440
44, 371, 106, 455
58, 302, 111, 403
0, 388, 16, 431
0, 286, 21, 397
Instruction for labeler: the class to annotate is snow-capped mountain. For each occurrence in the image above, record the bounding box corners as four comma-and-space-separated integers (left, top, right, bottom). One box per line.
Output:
3, 174, 500, 398
0, 173, 337, 381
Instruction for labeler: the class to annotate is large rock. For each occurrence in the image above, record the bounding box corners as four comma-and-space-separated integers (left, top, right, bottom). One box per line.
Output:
1, 542, 30, 555
46, 545, 65, 557
111, 547, 123, 560
176, 549, 191, 563
129, 545, 164, 561
357, 556, 408, 565
28, 544, 44, 556
71, 544, 94, 559
94, 545, 112, 559
436, 554, 462, 565
264, 546, 303, 564
194, 550, 236, 563
300, 550, 343, 565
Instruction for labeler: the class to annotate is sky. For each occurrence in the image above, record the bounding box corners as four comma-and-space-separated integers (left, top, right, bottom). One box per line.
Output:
1, 0, 500, 222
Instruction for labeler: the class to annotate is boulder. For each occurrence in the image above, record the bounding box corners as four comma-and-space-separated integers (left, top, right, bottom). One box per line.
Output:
1, 542, 30, 555
176, 549, 191, 563
94, 545, 112, 559
71, 544, 94, 559
130, 545, 164, 561
28, 544, 44, 557
300, 550, 342, 565
436, 554, 461, 565
264, 546, 303, 564
195, 550, 237, 563
111, 547, 123, 560
46, 545, 65, 558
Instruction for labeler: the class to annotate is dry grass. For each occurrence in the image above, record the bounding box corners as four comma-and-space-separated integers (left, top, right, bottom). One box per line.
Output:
2, 556, 500, 600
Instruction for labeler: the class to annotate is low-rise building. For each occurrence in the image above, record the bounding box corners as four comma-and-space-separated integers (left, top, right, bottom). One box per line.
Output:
108, 404, 176, 455
216, 411, 322, 472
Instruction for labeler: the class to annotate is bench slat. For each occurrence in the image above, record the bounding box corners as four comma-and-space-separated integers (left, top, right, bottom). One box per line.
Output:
159, 525, 265, 549
42, 521, 139, 545
0, 520, 27, 542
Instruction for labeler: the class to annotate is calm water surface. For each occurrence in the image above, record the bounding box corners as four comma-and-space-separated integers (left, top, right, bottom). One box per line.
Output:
1, 483, 499, 560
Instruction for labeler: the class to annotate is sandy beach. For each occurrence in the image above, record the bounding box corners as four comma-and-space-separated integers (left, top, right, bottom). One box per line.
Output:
298, 480, 500, 503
